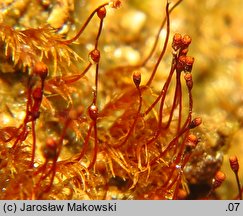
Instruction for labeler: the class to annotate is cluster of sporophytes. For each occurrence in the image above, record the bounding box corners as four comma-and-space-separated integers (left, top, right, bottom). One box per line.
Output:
0, 0, 242, 200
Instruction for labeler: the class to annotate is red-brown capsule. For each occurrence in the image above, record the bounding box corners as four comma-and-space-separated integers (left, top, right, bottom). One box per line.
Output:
213, 171, 226, 189
185, 56, 194, 72
33, 61, 48, 80
186, 134, 198, 148
42, 137, 58, 160
97, 7, 106, 19
182, 35, 192, 48
184, 73, 193, 90
89, 49, 100, 64
109, 0, 122, 9
88, 104, 98, 121
133, 70, 141, 87
189, 117, 202, 129
177, 56, 194, 73
172, 33, 182, 51
185, 56, 194, 66
177, 55, 187, 72
229, 155, 239, 173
